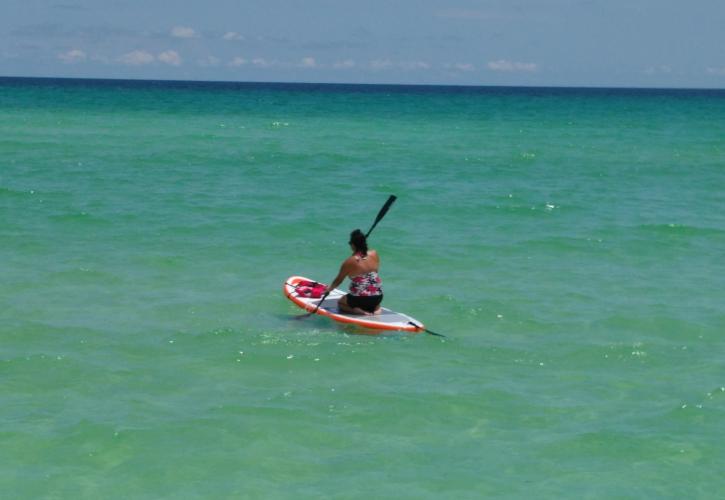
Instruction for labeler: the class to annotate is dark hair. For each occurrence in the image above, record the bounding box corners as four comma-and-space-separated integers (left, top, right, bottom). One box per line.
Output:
349, 229, 368, 256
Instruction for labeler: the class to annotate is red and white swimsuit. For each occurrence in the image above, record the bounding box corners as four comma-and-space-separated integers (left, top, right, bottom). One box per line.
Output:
349, 271, 383, 297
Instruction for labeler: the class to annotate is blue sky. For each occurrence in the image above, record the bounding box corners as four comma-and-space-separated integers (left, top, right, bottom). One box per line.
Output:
2, 0, 724, 87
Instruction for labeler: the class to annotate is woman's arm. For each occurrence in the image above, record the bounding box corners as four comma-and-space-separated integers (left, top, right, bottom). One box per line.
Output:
325, 259, 350, 293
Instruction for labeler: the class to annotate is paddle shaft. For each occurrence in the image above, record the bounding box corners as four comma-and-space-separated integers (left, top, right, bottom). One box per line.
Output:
308, 195, 397, 316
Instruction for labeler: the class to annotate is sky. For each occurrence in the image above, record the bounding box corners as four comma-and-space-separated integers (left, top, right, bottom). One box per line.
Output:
2, 0, 724, 88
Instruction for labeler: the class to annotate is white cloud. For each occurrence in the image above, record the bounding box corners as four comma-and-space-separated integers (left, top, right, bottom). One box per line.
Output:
252, 58, 275, 68
58, 49, 86, 63
299, 57, 317, 68
90, 54, 111, 64
333, 59, 356, 69
171, 26, 197, 38
400, 61, 431, 70
158, 50, 182, 66
645, 65, 672, 75
452, 62, 475, 72
198, 55, 220, 67
370, 59, 432, 71
706, 67, 725, 76
370, 59, 394, 71
119, 50, 155, 65
223, 32, 244, 41
228, 57, 247, 67
488, 60, 538, 72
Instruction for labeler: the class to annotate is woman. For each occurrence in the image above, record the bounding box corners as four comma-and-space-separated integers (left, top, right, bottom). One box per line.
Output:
323, 229, 383, 315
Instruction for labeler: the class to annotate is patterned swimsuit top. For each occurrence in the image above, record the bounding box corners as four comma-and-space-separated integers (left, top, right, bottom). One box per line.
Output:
349, 271, 383, 297
348, 253, 383, 296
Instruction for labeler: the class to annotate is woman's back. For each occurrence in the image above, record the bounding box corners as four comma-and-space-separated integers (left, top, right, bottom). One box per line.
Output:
347, 250, 379, 277
325, 229, 384, 314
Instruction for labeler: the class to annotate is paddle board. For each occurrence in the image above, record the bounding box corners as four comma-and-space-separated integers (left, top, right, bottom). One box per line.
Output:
283, 275, 424, 333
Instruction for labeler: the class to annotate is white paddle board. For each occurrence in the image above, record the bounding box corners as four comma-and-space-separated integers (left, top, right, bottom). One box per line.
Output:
283, 275, 424, 333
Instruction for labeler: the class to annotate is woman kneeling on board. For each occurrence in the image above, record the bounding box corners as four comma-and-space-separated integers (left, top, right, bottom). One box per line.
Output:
323, 229, 383, 315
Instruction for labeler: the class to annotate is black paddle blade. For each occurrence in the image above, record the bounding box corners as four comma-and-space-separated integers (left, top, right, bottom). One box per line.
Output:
407, 321, 446, 338
365, 195, 397, 238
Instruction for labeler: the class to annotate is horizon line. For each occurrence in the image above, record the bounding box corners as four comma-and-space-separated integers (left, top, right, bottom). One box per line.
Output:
1, 74, 724, 93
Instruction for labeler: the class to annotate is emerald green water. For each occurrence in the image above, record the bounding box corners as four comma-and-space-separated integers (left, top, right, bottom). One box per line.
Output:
1, 78, 724, 498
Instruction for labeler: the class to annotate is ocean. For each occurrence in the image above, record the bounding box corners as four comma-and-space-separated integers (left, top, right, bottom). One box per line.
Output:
1, 77, 724, 498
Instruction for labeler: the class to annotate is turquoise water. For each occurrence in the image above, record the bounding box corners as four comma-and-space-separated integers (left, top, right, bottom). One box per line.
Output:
1, 77, 724, 498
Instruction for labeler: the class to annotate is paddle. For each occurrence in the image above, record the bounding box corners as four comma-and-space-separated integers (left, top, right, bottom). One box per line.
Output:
365, 194, 397, 238
407, 321, 446, 338
306, 195, 397, 317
